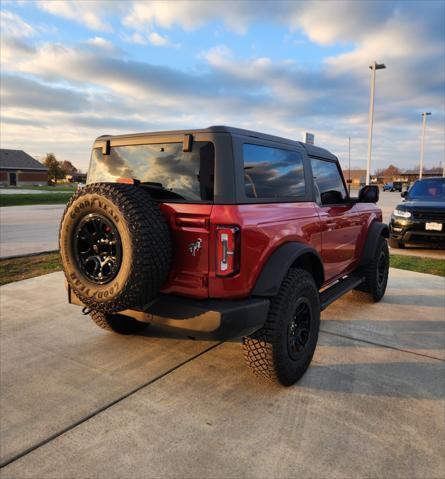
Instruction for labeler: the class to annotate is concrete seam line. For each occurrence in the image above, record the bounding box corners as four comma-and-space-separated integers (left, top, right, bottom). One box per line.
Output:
0, 341, 224, 470
320, 329, 445, 362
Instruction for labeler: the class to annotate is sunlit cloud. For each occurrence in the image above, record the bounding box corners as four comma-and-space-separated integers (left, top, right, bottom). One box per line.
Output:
0, 1, 443, 172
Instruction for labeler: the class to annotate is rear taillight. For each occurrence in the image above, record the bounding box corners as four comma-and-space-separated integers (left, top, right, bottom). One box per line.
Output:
216, 226, 240, 277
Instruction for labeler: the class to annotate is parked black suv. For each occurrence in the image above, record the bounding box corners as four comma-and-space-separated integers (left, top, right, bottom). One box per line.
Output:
389, 177, 445, 248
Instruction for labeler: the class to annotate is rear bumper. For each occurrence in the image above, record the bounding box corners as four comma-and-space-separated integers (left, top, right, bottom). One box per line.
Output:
68, 287, 270, 340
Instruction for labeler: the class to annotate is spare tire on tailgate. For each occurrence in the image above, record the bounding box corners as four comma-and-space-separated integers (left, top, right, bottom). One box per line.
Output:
59, 183, 171, 313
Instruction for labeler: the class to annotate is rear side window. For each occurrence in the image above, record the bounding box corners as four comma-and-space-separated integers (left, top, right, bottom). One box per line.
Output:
88, 141, 214, 202
311, 158, 347, 203
243, 144, 305, 198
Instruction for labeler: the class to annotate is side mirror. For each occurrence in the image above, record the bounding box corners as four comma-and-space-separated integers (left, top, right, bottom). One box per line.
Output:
358, 185, 379, 203
401, 191, 408, 198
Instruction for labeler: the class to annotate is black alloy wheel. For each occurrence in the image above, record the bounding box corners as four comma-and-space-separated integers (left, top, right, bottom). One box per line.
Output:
287, 298, 312, 360
376, 249, 388, 289
74, 213, 122, 284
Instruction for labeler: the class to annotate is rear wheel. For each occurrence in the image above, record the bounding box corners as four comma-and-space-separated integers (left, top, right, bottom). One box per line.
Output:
90, 310, 148, 335
243, 269, 320, 386
354, 236, 389, 302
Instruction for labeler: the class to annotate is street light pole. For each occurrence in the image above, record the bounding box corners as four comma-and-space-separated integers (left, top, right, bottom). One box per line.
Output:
366, 61, 386, 185
348, 136, 351, 194
419, 112, 431, 179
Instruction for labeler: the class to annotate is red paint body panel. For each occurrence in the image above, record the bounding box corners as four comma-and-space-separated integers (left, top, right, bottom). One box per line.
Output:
159, 203, 212, 299
158, 201, 382, 300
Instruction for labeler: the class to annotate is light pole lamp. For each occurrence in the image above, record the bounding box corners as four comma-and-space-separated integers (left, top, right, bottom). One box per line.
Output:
366, 61, 386, 185
419, 112, 431, 179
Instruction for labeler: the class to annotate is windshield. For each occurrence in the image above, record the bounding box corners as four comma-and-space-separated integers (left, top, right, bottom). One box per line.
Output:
88, 141, 214, 202
407, 178, 445, 202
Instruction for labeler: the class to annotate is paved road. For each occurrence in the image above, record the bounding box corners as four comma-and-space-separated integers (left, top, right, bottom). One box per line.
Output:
0, 193, 443, 259
0, 204, 64, 257
1, 269, 444, 478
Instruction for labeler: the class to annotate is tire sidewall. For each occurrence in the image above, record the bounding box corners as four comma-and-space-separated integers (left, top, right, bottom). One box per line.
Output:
275, 272, 320, 384
60, 192, 133, 306
374, 238, 389, 300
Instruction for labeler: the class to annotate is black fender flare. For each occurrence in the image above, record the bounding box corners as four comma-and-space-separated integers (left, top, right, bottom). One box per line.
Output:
359, 221, 389, 266
252, 242, 324, 297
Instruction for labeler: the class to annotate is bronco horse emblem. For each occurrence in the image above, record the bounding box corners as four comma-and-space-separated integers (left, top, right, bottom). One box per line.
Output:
188, 238, 202, 256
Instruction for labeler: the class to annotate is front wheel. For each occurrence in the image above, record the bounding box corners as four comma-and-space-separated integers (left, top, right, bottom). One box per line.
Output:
243, 268, 320, 386
354, 236, 389, 302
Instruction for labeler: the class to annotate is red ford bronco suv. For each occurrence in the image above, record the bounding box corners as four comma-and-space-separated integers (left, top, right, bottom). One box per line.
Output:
60, 126, 389, 386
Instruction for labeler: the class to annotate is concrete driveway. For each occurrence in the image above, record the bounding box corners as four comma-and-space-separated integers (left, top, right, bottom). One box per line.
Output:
1, 269, 444, 478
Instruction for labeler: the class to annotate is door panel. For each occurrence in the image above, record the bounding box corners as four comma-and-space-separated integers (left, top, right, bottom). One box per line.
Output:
317, 203, 363, 281
310, 157, 362, 283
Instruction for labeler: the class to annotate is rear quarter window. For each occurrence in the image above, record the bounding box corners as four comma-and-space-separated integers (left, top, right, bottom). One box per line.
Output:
243, 144, 305, 198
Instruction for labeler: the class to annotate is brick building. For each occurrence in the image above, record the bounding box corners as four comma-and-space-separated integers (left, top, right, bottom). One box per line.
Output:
343, 169, 366, 187
0, 149, 48, 186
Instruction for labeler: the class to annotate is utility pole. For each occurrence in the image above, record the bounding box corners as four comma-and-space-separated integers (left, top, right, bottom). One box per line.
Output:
366, 61, 386, 185
348, 136, 351, 194
419, 112, 431, 179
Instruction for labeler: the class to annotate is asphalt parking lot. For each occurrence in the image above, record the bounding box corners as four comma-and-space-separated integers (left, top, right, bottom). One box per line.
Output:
1, 269, 444, 478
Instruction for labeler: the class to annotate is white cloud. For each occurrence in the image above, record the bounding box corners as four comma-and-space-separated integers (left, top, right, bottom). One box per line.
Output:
0, 10, 35, 38
1, 1, 443, 172
122, 0, 290, 34
199, 45, 233, 64
37, 0, 116, 32
148, 31, 168, 46
123, 1, 225, 32
295, 1, 394, 45
121, 30, 177, 47
86, 36, 115, 51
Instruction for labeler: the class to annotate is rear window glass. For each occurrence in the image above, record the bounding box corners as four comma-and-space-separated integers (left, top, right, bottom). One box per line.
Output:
88, 142, 214, 202
243, 144, 305, 198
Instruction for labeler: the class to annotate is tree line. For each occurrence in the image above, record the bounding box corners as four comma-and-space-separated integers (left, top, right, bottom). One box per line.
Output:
42, 153, 80, 184
374, 164, 443, 177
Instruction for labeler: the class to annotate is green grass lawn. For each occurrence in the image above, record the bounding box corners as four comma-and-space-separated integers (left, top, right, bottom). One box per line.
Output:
390, 254, 445, 277
0, 252, 62, 286
0, 193, 72, 207
2, 184, 77, 191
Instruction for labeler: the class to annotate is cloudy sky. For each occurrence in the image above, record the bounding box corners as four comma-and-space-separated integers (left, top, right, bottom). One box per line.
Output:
1, 0, 444, 172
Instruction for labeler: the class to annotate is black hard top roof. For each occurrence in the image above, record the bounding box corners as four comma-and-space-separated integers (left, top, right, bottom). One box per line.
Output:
96, 125, 337, 161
